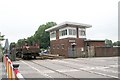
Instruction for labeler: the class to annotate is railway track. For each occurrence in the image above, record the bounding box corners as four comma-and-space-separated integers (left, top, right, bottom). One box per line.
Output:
20, 59, 80, 80
29, 60, 80, 80
17, 57, 118, 79
56, 58, 118, 69
43, 59, 118, 78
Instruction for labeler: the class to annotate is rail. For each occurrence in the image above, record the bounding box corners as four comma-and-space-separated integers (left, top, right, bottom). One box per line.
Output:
3, 54, 25, 80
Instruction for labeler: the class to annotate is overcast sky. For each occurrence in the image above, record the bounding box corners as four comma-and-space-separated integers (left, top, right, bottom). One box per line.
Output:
0, 0, 119, 45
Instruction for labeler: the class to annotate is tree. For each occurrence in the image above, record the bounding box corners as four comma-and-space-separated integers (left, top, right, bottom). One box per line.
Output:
105, 39, 113, 47
113, 41, 120, 46
34, 22, 57, 49
0, 33, 5, 48
17, 38, 26, 46
0, 35, 5, 41
16, 22, 57, 49
27, 36, 35, 45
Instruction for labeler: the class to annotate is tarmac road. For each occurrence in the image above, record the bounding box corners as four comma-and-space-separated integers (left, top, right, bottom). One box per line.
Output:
1, 57, 119, 80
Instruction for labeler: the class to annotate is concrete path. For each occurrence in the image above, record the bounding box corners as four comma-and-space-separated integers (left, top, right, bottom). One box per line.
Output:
0, 48, 3, 62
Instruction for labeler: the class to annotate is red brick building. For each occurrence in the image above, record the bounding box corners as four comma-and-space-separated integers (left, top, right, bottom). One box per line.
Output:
45, 22, 105, 58
84, 40, 105, 57
85, 40, 105, 47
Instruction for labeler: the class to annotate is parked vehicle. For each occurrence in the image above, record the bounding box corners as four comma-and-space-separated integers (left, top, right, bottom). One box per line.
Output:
10, 41, 40, 59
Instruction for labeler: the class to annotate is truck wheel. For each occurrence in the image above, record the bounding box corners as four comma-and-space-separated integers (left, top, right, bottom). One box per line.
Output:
18, 53, 21, 58
34, 56, 36, 59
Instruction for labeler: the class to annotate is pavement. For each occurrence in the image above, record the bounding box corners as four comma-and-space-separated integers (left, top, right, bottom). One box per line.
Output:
0, 48, 3, 62
11, 57, 119, 79
0, 48, 3, 79
0, 62, 2, 79
0, 62, 7, 80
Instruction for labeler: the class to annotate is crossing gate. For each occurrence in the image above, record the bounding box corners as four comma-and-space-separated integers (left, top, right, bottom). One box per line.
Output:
68, 47, 83, 58
87, 46, 95, 57
3, 54, 25, 80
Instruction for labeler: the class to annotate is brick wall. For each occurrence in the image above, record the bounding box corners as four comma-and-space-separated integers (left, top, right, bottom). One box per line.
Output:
89, 42, 105, 47
50, 38, 85, 57
85, 41, 105, 47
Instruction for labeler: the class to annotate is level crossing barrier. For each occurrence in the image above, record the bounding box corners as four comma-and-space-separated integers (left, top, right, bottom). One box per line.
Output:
3, 54, 25, 80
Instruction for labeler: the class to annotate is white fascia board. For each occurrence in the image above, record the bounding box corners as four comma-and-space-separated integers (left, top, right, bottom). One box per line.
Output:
45, 21, 92, 32
66, 21, 92, 28
59, 35, 76, 39
50, 37, 56, 41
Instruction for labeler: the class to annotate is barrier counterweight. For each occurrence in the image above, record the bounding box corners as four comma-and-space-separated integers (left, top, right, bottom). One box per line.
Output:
3, 54, 24, 80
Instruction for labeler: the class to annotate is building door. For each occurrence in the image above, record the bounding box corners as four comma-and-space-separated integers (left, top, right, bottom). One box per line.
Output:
87, 46, 95, 57
68, 43, 77, 57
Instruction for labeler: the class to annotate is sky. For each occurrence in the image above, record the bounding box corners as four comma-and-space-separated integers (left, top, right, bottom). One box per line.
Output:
0, 0, 119, 46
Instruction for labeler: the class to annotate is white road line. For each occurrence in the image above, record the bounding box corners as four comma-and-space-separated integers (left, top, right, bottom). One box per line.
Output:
80, 67, 119, 74
56, 69, 79, 73
21, 59, 118, 78
109, 65, 118, 68
79, 67, 118, 78
89, 71, 118, 78
53, 59, 119, 78
40, 70, 54, 73
20, 60, 53, 78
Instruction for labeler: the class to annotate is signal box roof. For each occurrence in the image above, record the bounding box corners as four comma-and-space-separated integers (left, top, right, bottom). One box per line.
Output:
45, 21, 92, 32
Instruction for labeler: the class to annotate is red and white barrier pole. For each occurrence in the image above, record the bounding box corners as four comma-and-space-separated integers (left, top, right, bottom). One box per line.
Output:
8, 59, 13, 80
3, 54, 25, 80
13, 64, 25, 80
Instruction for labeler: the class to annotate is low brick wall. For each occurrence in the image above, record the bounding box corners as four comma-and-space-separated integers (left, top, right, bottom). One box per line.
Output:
95, 47, 119, 57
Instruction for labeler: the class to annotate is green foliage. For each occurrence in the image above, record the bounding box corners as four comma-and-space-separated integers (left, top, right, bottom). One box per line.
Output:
17, 38, 26, 46
17, 22, 57, 49
0, 34, 5, 41
34, 22, 57, 49
105, 39, 113, 47
10, 42, 16, 50
27, 36, 35, 45
113, 41, 120, 46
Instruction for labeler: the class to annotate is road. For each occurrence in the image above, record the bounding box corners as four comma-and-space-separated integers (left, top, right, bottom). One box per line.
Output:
0, 57, 119, 80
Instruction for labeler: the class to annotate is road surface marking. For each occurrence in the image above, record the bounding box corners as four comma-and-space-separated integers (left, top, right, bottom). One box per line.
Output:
41, 70, 54, 73
56, 69, 79, 73
109, 64, 118, 67
21, 60, 53, 78
52, 59, 118, 78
